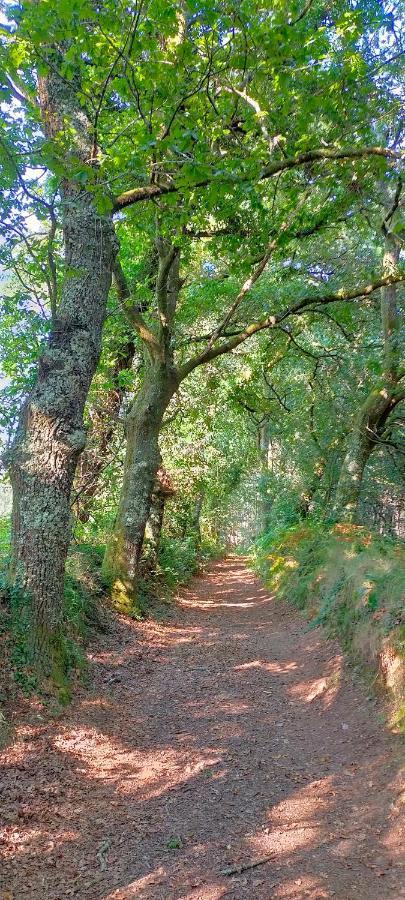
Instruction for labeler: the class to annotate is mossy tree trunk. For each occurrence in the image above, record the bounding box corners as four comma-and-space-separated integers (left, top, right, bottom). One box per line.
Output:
143, 466, 175, 571
6, 58, 117, 670
102, 236, 181, 605
102, 363, 178, 606
144, 487, 166, 570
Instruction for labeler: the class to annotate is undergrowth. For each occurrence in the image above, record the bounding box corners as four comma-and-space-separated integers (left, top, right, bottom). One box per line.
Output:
0, 526, 109, 709
126, 534, 221, 620
0, 516, 219, 715
253, 520, 405, 731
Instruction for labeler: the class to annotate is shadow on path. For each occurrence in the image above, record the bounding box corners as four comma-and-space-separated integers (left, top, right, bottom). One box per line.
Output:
0, 559, 403, 899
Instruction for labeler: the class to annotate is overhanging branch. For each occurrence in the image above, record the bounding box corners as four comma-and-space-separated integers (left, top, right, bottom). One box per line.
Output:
179, 272, 405, 378
113, 146, 402, 212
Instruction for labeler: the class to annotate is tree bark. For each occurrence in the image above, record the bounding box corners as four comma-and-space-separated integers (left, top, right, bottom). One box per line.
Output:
102, 362, 178, 607
191, 490, 204, 545
6, 59, 118, 669
102, 236, 181, 604
143, 466, 175, 570
144, 487, 166, 570
257, 419, 272, 531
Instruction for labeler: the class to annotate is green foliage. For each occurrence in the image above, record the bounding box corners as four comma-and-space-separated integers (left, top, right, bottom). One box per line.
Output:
64, 543, 109, 639
166, 837, 183, 851
157, 536, 200, 589
0, 517, 10, 572
0, 0, 403, 685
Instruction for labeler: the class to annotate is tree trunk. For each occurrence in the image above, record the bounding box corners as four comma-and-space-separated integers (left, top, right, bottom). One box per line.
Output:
5, 62, 117, 670
191, 490, 204, 545
143, 465, 175, 570
332, 425, 374, 523
257, 420, 272, 530
332, 233, 401, 524
73, 338, 136, 522
143, 486, 166, 571
299, 458, 326, 519
102, 363, 178, 607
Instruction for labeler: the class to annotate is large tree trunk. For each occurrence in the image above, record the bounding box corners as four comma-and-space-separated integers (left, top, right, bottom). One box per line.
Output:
332, 233, 401, 524
144, 487, 166, 570
102, 363, 178, 607
332, 418, 375, 523
331, 385, 404, 522
6, 63, 117, 669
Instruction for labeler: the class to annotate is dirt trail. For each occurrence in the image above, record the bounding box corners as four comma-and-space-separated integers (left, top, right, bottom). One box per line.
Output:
1, 559, 404, 900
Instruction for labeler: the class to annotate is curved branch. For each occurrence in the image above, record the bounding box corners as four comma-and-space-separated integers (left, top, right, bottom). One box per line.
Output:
179, 272, 405, 378
113, 145, 402, 212
289, 0, 315, 26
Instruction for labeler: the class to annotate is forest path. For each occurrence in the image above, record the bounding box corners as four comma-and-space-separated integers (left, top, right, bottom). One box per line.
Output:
1, 558, 404, 900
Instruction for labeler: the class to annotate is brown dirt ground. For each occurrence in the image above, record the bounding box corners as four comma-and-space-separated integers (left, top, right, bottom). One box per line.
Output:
0, 558, 404, 900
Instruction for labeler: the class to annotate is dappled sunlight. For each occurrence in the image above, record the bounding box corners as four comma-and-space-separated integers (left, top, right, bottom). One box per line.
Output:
53, 726, 224, 803
103, 866, 167, 898
1, 560, 402, 899
187, 697, 250, 719
378, 772, 404, 864
251, 818, 321, 858
179, 887, 231, 900
79, 696, 115, 712
106, 874, 230, 900
234, 659, 300, 676
270, 875, 332, 899
90, 624, 208, 669
287, 660, 343, 707
180, 594, 274, 610
267, 776, 337, 826
1, 826, 79, 858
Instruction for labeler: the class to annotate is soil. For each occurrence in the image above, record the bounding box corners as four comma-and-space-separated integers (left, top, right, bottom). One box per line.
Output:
0, 558, 404, 900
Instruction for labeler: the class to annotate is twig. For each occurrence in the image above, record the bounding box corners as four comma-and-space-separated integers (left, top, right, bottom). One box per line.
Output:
289, 0, 314, 26
219, 854, 275, 877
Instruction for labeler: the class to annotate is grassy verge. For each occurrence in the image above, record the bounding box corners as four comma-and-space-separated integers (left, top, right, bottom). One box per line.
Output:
128, 534, 222, 620
253, 521, 405, 731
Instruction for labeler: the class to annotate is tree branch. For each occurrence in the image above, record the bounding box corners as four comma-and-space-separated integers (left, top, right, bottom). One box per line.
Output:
113, 146, 402, 212
112, 258, 163, 360
289, 0, 315, 26
2, 72, 37, 107
179, 273, 404, 378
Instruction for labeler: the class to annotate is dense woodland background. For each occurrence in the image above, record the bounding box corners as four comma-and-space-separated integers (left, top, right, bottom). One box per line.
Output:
0, 0, 403, 722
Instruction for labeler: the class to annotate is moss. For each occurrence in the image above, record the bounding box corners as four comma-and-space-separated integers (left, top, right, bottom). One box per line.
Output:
101, 531, 139, 613
0, 527, 107, 699
110, 577, 135, 614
